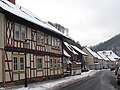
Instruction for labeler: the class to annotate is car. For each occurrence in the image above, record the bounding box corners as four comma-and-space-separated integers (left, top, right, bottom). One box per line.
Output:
110, 67, 116, 71
116, 67, 120, 85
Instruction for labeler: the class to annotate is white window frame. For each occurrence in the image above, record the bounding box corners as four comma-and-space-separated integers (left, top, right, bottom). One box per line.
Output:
13, 56, 18, 71
14, 23, 26, 41
21, 25, 26, 41
41, 33, 44, 45
37, 31, 41, 45
37, 58, 43, 70
14, 23, 20, 40
13, 55, 25, 71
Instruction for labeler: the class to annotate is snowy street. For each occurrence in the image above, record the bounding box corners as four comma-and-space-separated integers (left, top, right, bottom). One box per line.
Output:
0, 70, 100, 90
58, 70, 120, 90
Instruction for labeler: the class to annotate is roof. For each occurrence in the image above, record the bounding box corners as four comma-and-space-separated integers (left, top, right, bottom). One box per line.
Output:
71, 45, 87, 55
85, 47, 98, 58
64, 42, 78, 55
0, 0, 67, 38
92, 52, 103, 60
97, 50, 119, 61
63, 50, 71, 57
97, 51, 110, 61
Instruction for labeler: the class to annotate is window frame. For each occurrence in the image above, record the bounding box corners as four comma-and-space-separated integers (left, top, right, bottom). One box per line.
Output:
37, 31, 41, 45
14, 23, 20, 40
14, 23, 26, 41
13, 56, 18, 71
36, 58, 43, 70
41, 32, 44, 45
50, 58, 53, 68
20, 56, 25, 71
13, 55, 25, 72
21, 25, 26, 41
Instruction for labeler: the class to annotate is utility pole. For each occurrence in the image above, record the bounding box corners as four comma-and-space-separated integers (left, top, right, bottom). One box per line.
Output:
24, 39, 28, 87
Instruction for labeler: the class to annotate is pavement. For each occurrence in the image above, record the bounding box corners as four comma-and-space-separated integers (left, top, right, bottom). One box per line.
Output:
0, 70, 101, 90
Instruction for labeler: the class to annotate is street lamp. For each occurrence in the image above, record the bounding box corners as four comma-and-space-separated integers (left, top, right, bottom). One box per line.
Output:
23, 39, 28, 87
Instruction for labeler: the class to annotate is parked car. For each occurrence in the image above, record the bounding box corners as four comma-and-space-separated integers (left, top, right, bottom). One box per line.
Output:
110, 67, 116, 71
116, 67, 120, 85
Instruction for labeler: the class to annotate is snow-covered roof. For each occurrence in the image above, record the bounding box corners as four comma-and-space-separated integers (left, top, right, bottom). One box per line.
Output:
63, 50, 71, 57
0, 0, 67, 37
97, 50, 119, 61
93, 52, 103, 60
97, 51, 109, 61
67, 60, 72, 64
74, 61, 81, 64
71, 45, 87, 55
64, 42, 78, 55
85, 47, 98, 58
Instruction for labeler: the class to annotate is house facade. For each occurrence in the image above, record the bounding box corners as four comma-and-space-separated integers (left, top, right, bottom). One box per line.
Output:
0, 0, 66, 84
97, 50, 120, 68
82, 47, 103, 70
63, 42, 81, 75
71, 45, 88, 71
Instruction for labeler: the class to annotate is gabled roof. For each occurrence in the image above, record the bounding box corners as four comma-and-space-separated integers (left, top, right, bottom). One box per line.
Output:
92, 52, 103, 60
71, 45, 87, 55
0, 0, 67, 37
85, 47, 98, 58
97, 51, 110, 61
64, 42, 78, 55
97, 50, 119, 61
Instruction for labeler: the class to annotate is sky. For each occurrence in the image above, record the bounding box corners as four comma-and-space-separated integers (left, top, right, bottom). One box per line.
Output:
16, 0, 120, 46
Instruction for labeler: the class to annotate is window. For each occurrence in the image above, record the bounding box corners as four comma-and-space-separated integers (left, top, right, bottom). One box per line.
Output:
54, 59, 57, 68
52, 37, 55, 47
14, 23, 26, 41
55, 38, 57, 48
15, 23, 20, 40
37, 31, 41, 44
48, 35, 51, 45
58, 58, 61, 68
50, 59, 53, 68
13, 55, 25, 71
41, 33, 44, 45
57, 39, 60, 48
21, 26, 26, 41
13, 57, 18, 70
37, 58, 43, 69
45, 35, 48, 44
20, 57, 24, 70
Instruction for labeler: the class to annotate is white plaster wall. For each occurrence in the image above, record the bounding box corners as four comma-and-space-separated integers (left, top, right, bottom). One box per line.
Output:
0, 13, 5, 83
0, 13, 4, 48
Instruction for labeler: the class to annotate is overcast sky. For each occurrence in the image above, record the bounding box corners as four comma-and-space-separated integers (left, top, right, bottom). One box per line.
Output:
16, 0, 120, 46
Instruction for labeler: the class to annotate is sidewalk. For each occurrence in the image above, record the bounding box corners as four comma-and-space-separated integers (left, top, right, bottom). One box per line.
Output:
0, 70, 101, 90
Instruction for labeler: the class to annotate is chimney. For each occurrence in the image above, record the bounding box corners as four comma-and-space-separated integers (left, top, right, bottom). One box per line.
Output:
8, 0, 15, 4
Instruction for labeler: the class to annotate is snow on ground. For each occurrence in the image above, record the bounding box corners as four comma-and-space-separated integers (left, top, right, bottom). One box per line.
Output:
0, 70, 101, 90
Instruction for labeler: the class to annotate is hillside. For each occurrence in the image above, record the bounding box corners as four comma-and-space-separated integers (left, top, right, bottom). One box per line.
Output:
91, 34, 120, 56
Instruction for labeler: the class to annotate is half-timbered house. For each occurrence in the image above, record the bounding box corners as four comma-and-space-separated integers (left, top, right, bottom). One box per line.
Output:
0, 0, 67, 85
71, 45, 88, 71
63, 42, 81, 75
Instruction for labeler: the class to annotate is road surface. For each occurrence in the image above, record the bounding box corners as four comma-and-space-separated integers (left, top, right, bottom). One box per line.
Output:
58, 70, 120, 90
